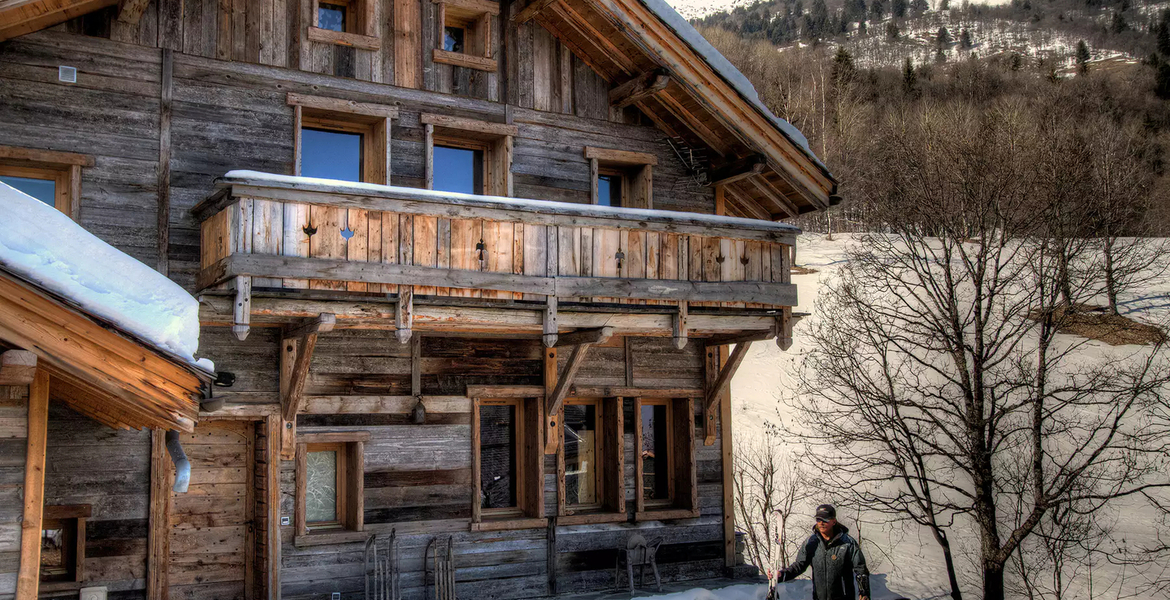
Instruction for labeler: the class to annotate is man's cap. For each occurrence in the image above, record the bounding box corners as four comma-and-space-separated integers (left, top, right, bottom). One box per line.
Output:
815, 504, 836, 521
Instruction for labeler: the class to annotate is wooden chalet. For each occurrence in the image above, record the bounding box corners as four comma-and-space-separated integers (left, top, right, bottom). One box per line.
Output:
0, 0, 835, 596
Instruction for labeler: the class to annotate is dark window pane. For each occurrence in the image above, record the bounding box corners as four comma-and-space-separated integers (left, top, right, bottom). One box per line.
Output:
434, 145, 483, 195
564, 404, 598, 506
443, 26, 465, 53
1, 175, 55, 206
319, 3, 347, 32
597, 174, 621, 207
641, 404, 669, 501
302, 128, 363, 182
480, 404, 517, 509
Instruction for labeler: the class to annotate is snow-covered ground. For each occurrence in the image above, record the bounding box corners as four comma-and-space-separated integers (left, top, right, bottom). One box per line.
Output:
634, 574, 925, 599
729, 233, 1170, 600
0, 182, 210, 370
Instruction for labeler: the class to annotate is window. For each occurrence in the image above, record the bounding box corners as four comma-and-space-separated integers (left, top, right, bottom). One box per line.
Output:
308, 0, 380, 49
289, 93, 395, 185
0, 145, 92, 220
472, 396, 545, 530
295, 432, 368, 537
422, 113, 516, 197
633, 397, 698, 520
585, 146, 656, 209
559, 397, 626, 524
433, 141, 485, 195
40, 505, 89, 584
433, 0, 499, 72
596, 171, 623, 207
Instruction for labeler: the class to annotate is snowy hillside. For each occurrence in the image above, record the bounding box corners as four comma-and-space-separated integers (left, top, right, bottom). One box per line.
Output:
730, 233, 1170, 600
667, 0, 1013, 20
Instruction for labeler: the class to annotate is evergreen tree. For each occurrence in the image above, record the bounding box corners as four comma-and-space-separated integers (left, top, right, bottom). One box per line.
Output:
870, 0, 885, 19
959, 28, 973, 49
886, 21, 900, 40
893, 0, 907, 18
936, 48, 947, 62
937, 26, 952, 48
1076, 40, 1091, 75
1156, 57, 1170, 99
1010, 52, 1023, 71
939, 0, 949, 10
832, 46, 857, 85
1159, 20, 1170, 56
910, 0, 928, 15
1111, 12, 1127, 34
903, 57, 918, 94
859, 19, 867, 35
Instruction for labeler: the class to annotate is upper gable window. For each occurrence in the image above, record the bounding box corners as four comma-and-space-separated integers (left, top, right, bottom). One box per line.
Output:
585, 147, 656, 209
288, 93, 396, 185
433, 0, 499, 72
308, 0, 380, 50
0, 145, 92, 220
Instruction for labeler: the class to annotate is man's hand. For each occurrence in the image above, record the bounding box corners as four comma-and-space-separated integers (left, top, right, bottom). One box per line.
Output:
859, 596, 869, 600
765, 585, 776, 600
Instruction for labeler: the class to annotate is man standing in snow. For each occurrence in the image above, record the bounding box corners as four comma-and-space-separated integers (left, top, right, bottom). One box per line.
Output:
769, 504, 871, 600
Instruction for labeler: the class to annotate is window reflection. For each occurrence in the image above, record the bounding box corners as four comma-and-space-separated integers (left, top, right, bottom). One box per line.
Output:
597, 174, 621, 207
306, 450, 339, 524
302, 128, 363, 182
1, 175, 55, 206
434, 145, 483, 195
443, 26, 465, 53
318, 3, 347, 32
480, 404, 517, 509
641, 404, 669, 501
564, 403, 598, 507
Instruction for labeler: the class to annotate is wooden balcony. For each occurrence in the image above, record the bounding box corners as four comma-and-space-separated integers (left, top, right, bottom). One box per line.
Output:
192, 172, 798, 345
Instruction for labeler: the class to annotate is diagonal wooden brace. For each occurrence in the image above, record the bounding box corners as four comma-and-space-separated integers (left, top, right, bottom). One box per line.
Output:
703, 340, 752, 445
543, 327, 612, 454
279, 313, 334, 459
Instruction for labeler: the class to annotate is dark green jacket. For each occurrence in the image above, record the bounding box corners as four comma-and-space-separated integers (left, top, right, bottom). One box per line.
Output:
777, 524, 870, 600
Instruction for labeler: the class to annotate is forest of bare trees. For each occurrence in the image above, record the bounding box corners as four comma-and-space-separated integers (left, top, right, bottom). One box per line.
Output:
717, 18, 1170, 600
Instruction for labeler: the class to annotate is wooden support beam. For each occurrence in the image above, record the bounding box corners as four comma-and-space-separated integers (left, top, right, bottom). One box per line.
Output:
264, 416, 281, 600
672, 303, 688, 350
280, 314, 331, 458
709, 154, 766, 187
703, 341, 751, 445
513, 0, 558, 23
0, 350, 37, 385
718, 344, 735, 567
777, 307, 794, 351
543, 296, 558, 348
609, 69, 671, 109
543, 347, 558, 455
147, 428, 172, 600
544, 341, 595, 454
16, 369, 49, 600
410, 335, 421, 396
156, 48, 173, 275
233, 275, 252, 341
553, 326, 613, 347
396, 287, 414, 343
747, 175, 800, 220
704, 329, 775, 348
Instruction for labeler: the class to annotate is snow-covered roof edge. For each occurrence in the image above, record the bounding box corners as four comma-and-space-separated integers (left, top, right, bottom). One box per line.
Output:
637, 0, 831, 174
220, 170, 804, 234
0, 183, 213, 374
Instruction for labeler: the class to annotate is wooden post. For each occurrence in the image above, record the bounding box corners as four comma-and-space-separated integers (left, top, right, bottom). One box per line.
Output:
265, 415, 282, 600
543, 296, 558, 348
396, 287, 414, 344
672, 302, 688, 349
704, 341, 751, 445
15, 369, 48, 600
423, 123, 435, 190
233, 275, 252, 341
719, 344, 735, 568
148, 428, 172, 600
543, 346, 557, 455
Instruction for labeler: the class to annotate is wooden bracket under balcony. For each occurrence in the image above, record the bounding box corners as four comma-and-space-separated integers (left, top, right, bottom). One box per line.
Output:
280, 313, 335, 459
703, 340, 752, 445
543, 326, 612, 454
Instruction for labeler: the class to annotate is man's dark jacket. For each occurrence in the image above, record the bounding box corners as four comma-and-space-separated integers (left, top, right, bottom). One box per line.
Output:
776, 524, 870, 600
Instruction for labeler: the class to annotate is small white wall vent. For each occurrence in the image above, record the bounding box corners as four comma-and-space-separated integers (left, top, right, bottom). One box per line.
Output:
80, 586, 108, 600
58, 66, 77, 83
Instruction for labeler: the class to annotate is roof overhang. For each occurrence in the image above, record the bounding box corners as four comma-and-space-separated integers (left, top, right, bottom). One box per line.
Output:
0, 267, 210, 431
517, 0, 837, 219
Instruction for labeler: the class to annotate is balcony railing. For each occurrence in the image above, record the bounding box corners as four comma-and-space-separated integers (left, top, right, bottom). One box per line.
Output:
193, 172, 797, 321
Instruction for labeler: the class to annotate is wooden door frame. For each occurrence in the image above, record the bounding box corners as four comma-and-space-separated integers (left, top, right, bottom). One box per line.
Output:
148, 414, 282, 600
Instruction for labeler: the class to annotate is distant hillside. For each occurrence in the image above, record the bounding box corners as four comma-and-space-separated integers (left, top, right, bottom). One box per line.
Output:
693, 0, 1166, 70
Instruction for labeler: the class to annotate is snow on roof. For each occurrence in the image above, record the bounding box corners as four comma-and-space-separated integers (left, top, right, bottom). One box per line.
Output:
638, 0, 829, 173
222, 170, 803, 234
0, 182, 211, 371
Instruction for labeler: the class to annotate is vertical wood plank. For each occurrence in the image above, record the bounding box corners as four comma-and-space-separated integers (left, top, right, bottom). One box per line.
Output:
156, 48, 173, 276
148, 428, 172, 600
380, 213, 400, 295
413, 214, 438, 295
265, 416, 281, 600
346, 208, 369, 292
253, 200, 284, 288
436, 217, 451, 296
719, 346, 734, 567
308, 205, 345, 290
470, 398, 482, 524
394, 0, 421, 88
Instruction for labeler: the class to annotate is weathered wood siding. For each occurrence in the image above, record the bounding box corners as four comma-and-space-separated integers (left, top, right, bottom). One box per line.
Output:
41, 403, 152, 599
0, 385, 27, 600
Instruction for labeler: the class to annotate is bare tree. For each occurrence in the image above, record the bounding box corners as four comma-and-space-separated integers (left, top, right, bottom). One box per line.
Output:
733, 435, 811, 577
790, 98, 1170, 600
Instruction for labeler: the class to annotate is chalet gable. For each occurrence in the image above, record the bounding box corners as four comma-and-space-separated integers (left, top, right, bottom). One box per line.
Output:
0, 0, 834, 220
